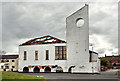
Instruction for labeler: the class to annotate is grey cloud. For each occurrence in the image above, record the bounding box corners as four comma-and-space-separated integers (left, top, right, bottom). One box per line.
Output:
89, 3, 118, 50
97, 48, 106, 54
2, 2, 118, 54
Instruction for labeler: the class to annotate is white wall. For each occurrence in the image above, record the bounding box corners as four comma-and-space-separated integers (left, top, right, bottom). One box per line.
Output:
118, 2, 120, 55
18, 43, 67, 72
66, 5, 100, 73
66, 5, 90, 72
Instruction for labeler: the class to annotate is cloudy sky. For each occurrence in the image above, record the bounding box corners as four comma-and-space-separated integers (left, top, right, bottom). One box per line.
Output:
1, 2, 118, 56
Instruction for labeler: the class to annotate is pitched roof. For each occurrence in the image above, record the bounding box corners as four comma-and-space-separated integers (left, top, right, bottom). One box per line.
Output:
0, 55, 19, 59
20, 35, 66, 46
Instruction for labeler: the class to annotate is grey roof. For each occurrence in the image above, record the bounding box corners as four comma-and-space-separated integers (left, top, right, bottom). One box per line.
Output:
0, 55, 19, 59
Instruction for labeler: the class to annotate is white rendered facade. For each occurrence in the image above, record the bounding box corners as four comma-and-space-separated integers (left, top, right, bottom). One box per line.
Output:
66, 4, 100, 73
18, 43, 99, 73
66, 4, 89, 73
18, 43, 68, 72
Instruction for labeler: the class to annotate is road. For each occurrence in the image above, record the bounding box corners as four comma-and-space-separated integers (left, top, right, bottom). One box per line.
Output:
20, 69, 120, 81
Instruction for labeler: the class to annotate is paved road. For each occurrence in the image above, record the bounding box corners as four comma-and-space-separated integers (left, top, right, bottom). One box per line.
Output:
22, 73, 118, 79
20, 69, 120, 81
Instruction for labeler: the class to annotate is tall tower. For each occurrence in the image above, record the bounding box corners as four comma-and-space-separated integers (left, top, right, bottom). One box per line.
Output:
118, 1, 120, 55
66, 4, 89, 72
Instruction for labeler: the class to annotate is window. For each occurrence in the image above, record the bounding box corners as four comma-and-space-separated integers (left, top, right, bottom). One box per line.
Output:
55, 46, 66, 60
12, 66, 15, 68
76, 18, 84, 27
89, 52, 92, 62
24, 51, 27, 60
35, 51, 38, 60
5, 66, 9, 69
1, 66, 3, 69
12, 60, 15, 62
46, 50, 49, 60
1, 60, 4, 62
6, 60, 9, 62
4, 64, 8, 66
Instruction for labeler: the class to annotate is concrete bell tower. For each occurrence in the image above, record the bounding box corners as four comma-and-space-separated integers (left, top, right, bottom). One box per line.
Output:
66, 4, 89, 73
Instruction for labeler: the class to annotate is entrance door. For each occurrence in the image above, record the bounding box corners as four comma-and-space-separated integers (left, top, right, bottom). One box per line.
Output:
34, 67, 40, 73
4, 69, 6, 71
45, 67, 51, 72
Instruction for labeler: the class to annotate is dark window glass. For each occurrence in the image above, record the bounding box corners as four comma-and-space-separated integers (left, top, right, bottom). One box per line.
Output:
12, 66, 15, 68
1, 60, 4, 62
89, 52, 92, 62
12, 60, 15, 62
24, 51, 27, 60
46, 50, 49, 60
5, 66, 9, 69
1, 66, 3, 69
55, 46, 66, 60
4, 64, 8, 66
35, 51, 38, 60
6, 60, 9, 62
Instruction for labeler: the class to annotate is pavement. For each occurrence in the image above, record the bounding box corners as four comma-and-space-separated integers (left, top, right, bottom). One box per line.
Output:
20, 69, 120, 81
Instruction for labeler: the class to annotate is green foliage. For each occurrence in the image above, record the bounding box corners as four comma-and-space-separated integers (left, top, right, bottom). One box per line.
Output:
100, 57, 110, 66
1, 71, 45, 81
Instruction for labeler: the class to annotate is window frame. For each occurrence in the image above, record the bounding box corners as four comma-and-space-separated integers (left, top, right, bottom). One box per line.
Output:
12, 66, 15, 68
55, 46, 67, 60
24, 51, 27, 60
35, 51, 38, 60
46, 50, 49, 60
5, 66, 9, 69
1, 66, 3, 69
6, 60, 9, 62
12, 60, 15, 62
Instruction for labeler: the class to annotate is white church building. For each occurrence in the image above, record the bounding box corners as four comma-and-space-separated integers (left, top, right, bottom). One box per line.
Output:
18, 5, 100, 73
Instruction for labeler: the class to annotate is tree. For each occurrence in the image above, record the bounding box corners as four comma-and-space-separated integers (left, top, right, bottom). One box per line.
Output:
100, 57, 110, 66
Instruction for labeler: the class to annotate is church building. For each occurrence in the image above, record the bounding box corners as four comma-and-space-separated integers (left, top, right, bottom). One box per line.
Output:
18, 4, 100, 73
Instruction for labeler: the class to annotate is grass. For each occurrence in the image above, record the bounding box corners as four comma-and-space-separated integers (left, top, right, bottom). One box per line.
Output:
1, 71, 45, 81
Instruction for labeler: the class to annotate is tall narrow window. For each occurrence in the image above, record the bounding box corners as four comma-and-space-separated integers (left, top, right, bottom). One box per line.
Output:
55, 46, 66, 60
46, 50, 49, 60
24, 51, 27, 60
35, 51, 38, 60
89, 52, 92, 62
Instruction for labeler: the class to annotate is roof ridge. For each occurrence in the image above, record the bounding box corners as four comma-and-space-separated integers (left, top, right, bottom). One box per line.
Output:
20, 35, 66, 46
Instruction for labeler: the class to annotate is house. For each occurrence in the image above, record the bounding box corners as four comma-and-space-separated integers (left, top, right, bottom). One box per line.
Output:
105, 55, 120, 69
0, 55, 19, 72
18, 5, 100, 73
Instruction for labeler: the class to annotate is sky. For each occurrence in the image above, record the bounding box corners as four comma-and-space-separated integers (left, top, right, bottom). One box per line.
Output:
1, 2, 118, 57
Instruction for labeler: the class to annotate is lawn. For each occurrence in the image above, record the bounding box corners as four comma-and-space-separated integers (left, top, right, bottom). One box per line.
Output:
1, 71, 45, 81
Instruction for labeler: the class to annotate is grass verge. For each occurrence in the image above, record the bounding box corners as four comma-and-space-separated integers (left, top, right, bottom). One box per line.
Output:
1, 71, 45, 81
